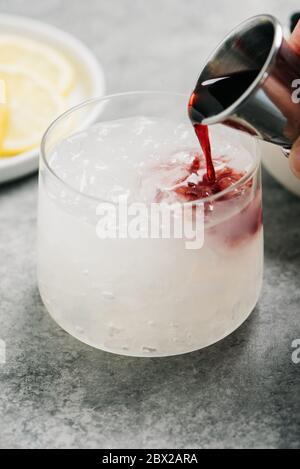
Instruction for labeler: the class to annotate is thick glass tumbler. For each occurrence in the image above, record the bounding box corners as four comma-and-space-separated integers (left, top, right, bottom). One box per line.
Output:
38, 92, 263, 357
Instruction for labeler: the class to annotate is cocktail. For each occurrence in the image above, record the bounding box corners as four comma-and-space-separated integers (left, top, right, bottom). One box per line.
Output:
38, 92, 263, 356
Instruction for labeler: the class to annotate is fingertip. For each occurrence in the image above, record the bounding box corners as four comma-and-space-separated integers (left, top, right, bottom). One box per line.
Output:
289, 138, 300, 178
289, 19, 300, 55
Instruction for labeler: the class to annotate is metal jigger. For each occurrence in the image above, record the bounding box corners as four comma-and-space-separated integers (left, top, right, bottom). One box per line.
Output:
197, 14, 300, 152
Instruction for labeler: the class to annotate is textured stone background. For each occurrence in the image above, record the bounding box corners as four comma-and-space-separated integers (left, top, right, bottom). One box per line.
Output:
0, 0, 299, 449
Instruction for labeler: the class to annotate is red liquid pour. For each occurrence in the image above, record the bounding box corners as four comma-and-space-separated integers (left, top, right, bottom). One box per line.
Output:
175, 69, 263, 244
172, 154, 262, 244
188, 69, 259, 183
193, 123, 215, 183
189, 69, 259, 122
175, 164, 245, 202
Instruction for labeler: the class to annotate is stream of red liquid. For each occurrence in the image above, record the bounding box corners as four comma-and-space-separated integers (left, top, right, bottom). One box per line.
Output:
193, 123, 216, 183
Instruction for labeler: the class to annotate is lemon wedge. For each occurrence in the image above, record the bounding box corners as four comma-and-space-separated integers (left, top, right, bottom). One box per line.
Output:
0, 66, 65, 156
0, 80, 9, 149
0, 34, 75, 96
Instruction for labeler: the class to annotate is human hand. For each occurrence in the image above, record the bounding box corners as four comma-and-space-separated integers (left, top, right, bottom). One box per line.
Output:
288, 19, 300, 177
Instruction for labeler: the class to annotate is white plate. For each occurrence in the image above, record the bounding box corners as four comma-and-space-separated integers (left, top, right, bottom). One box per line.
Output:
0, 14, 105, 184
261, 141, 300, 198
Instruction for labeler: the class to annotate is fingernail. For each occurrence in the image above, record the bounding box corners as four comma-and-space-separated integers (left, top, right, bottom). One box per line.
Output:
289, 140, 300, 177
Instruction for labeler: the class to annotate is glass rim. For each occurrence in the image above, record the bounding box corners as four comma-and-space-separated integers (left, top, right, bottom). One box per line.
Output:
40, 90, 261, 206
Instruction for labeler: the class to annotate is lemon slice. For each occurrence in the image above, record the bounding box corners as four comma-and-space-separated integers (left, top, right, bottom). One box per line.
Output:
0, 34, 75, 96
0, 80, 9, 150
0, 66, 65, 156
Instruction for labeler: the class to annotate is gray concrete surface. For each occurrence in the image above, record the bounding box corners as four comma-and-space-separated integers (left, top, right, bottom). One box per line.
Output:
0, 0, 299, 449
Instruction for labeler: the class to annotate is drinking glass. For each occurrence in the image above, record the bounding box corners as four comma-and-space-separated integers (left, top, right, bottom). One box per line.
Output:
38, 92, 263, 357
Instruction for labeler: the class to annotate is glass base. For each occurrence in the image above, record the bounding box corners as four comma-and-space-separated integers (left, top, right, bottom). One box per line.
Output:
40, 290, 261, 357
